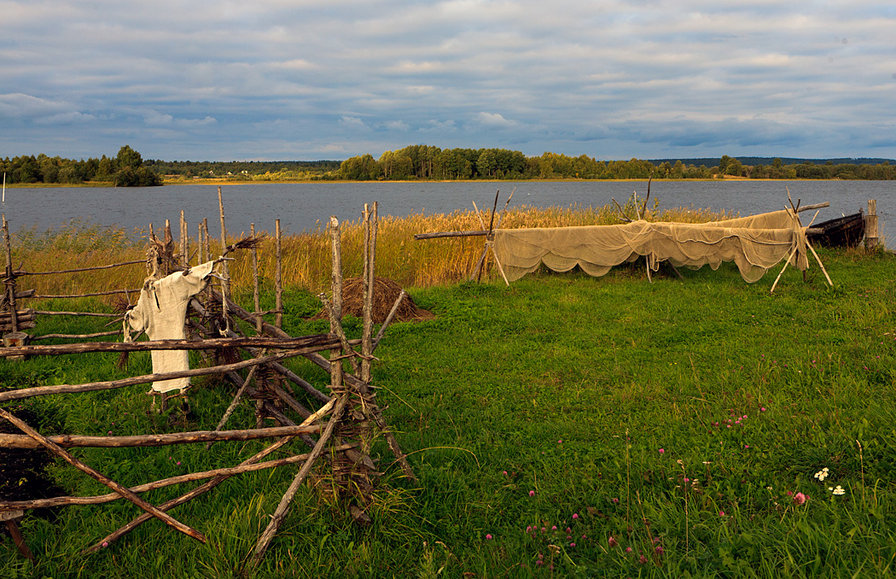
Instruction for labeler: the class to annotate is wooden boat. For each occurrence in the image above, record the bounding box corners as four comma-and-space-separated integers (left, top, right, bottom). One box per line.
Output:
807, 211, 865, 248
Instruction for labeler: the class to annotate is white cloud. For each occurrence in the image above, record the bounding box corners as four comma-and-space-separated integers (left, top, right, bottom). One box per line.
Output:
340, 116, 367, 129
476, 112, 516, 128
384, 120, 409, 131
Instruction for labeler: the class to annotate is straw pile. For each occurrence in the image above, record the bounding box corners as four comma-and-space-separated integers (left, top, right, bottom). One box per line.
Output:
330, 277, 432, 323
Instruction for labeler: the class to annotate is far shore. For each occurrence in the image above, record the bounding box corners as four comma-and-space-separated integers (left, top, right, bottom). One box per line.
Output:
3, 175, 857, 188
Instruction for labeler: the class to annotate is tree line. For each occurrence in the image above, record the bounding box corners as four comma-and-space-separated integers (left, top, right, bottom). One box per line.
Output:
338, 147, 896, 181
3, 145, 894, 186
1, 145, 161, 187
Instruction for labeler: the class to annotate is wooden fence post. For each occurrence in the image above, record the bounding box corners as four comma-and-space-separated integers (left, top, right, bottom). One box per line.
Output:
865, 199, 880, 250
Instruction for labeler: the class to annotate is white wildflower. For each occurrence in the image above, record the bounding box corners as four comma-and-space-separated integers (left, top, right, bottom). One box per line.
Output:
814, 467, 830, 481
832, 485, 846, 496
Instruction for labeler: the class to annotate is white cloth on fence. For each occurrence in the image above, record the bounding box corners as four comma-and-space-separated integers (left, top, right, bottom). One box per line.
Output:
124, 261, 215, 393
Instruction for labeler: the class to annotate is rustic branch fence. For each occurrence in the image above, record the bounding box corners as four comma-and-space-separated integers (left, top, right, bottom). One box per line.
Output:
0, 196, 414, 570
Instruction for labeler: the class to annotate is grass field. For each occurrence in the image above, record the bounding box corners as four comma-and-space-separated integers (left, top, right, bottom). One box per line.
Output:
1, 215, 895, 577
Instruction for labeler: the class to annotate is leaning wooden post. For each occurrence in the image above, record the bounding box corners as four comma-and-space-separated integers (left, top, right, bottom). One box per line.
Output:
1, 510, 32, 561
770, 244, 799, 293
865, 199, 880, 250
275, 219, 283, 329
2, 215, 18, 333
249, 393, 349, 567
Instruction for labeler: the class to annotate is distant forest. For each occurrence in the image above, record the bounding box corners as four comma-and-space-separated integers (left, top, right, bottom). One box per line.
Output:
2, 144, 895, 186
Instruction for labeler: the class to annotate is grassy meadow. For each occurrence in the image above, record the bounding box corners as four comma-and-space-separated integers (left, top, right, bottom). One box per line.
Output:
1, 206, 895, 578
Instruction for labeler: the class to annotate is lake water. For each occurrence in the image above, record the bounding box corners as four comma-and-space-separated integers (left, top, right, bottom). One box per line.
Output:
2, 180, 892, 238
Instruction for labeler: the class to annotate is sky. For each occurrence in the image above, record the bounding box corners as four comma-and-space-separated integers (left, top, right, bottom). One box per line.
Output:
2, 1, 895, 162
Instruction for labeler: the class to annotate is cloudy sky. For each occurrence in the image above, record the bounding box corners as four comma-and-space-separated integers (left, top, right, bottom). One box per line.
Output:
2, 1, 894, 162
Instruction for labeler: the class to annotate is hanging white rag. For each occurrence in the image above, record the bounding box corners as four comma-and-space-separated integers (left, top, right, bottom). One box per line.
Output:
124, 261, 215, 393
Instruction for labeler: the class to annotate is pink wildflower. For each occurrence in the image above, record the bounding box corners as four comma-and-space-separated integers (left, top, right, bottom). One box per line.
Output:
485, 534, 493, 540
658, 448, 665, 454
529, 490, 535, 497
793, 492, 808, 505
608, 536, 618, 547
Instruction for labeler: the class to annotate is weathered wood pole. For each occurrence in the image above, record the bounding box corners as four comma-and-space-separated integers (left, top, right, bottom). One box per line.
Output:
275, 218, 283, 329
201, 218, 209, 263
865, 199, 880, 250
179, 210, 188, 265
2, 215, 18, 332
361, 203, 377, 382
250, 393, 349, 566
328, 216, 344, 391
251, 223, 262, 333
1, 510, 32, 561
0, 423, 322, 450
217, 186, 230, 294
18, 260, 144, 276
217, 186, 231, 333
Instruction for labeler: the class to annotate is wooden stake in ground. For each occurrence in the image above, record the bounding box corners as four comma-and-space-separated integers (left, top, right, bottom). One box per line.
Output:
2, 214, 19, 332
217, 186, 231, 334
250, 223, 262, 333
275, 218, 283, 329
1, 510, 33, 561
179, 210, 188, 265
201, 218, 209, 263
249, 393, 350, 567
865, 199, 880, 250
328, 216, 345, 388
208, 349, 268, 447
361, 203, 377, 383
770, 245, 799, 293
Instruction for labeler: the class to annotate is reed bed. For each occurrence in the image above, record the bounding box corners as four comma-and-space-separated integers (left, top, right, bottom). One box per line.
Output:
10, 203, 736, 298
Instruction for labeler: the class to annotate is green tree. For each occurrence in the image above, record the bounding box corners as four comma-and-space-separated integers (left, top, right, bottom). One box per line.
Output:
96, 156, 115, 181
338, 154, 382, 180
116, 145, 143, 170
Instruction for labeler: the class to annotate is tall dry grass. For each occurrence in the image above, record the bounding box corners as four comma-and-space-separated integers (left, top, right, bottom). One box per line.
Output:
10, 203, 737, 298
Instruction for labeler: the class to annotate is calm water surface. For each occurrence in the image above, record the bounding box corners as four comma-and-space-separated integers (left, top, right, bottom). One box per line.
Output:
3, 180, 892, 238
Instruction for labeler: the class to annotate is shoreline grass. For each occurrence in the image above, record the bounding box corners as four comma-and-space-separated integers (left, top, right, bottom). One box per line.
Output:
10, 201, 737, 297
2, 211, 895, 577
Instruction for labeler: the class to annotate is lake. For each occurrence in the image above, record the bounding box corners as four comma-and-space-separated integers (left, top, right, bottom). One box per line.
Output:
2, 180, 892, 238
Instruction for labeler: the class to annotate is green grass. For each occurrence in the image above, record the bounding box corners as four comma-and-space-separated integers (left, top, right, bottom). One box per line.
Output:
2, 248, 896, 577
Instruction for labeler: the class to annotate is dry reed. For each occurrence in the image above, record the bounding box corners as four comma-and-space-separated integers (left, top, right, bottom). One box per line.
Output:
9, 204, 737, 299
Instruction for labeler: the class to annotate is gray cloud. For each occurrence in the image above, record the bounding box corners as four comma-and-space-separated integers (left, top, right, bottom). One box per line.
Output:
1, 1, 894, 160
